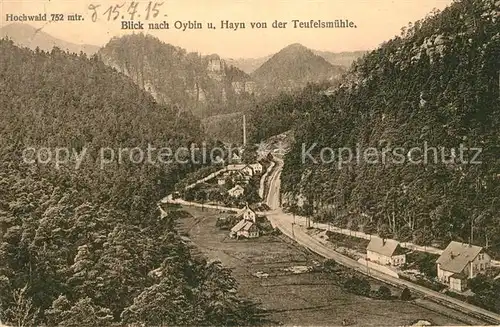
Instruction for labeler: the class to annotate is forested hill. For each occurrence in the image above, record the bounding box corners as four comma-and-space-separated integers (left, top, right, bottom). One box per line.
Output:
0, 40, 265, 326
280, 0, 500, 248
98, 34, 256, 118
251, 43, 346, 93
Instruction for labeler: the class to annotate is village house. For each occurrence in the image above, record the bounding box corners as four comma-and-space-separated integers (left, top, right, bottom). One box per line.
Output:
366, 237, 406, 266
230, 205, 259, 239
237, 205, 257, 222
217, 177, 226, 185
249, 163, 263, 174
228, 185, 245, 197
231, 81, 245, 95
230, 152, 242, 164
436, 241, 491, 292
240, 164, 255, 177
244, 81, 256, 94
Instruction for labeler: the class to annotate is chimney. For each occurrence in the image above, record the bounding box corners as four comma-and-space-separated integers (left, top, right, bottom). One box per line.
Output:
242, 114, 247, 146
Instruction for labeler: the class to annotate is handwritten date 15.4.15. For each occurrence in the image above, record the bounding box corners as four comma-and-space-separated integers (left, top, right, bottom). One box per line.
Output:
88, 2, 164, 22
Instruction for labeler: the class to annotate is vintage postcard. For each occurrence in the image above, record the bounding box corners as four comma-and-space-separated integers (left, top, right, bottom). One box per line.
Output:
0, 0, 499, 326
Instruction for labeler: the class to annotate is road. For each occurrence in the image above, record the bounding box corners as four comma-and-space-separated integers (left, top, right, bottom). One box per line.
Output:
264, 158, 500, 325
266, 159, 500, 267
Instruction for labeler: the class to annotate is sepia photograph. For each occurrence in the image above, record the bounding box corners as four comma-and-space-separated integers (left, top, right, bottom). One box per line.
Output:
0, 0, 499, 326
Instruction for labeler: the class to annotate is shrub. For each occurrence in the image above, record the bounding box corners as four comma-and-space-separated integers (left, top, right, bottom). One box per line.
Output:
344, 277, 371, 296
322, 259, 337, 272
376, 285, 392, 299
401, 287, 412, 301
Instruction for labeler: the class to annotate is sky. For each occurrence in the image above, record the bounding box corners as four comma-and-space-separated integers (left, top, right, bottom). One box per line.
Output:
1, 0, 453, 58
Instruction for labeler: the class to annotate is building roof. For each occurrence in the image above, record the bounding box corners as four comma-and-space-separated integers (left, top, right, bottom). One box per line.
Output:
231, 219, 248, 233
241, 165, 254, 173
436, 241, 483, 274
242, 221, 257, 231
366, 237, 402, 257
230, 219, 255, 233
235, 205, 256, 219
228, 185, 244, 193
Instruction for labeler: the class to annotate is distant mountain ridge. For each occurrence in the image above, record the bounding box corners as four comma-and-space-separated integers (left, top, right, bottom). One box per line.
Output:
225, 56, 272, 74
312, 50, 367, 68
225, 49, 366, 74
0, 23, 363, 120
0, 23, 100, 55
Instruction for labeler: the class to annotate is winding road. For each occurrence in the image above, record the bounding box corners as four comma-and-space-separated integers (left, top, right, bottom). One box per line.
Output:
264, 157, 500, 325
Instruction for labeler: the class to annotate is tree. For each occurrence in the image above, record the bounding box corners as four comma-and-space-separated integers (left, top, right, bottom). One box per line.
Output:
323, 259, 337, 272
413, 227, 433, 247
344, 277, 371, 296
397, 225, 413, 242
415, 254, 437, 278
48, 297, 113, 327
378, 223, 393, 239
376, 285, 392, 299
241, 144, 258, 164
400, 287, 412, 301
469, 274, 491, 294
363, 221, 377, 235
3, 286, 39, 327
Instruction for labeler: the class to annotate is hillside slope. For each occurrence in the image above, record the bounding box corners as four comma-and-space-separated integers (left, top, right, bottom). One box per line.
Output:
0, 23, 100, 54
225, 56, 272, 74
227, 50, 365, 74
312, 50, 367, 68
98, 34, 256, 118
0, 39, 265, 326
280, 0, 500, 248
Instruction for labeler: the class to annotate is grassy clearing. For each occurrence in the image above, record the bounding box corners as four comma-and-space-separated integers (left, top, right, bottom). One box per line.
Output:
176, 206, 483, 326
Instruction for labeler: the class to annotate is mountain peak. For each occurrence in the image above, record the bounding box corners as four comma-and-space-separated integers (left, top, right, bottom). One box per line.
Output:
281, 43, 311, 53
251, 43, 346, 92
286, 43, 307, 48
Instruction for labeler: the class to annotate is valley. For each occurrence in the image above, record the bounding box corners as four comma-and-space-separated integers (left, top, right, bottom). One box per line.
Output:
1, 0, 499, 325
177, 206, 473, 326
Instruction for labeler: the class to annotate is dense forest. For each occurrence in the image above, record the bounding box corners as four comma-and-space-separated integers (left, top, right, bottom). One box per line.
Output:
0, 40, 266, 326
98, 34, 256, 118
255, 0, 500, 250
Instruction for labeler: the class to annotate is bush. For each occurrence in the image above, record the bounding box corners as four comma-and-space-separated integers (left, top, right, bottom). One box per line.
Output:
344, 276, 371, 296
375, 285, 392, 299
271, 227, 282, 236
322, 259, 337, 272
401, 287, 412, 301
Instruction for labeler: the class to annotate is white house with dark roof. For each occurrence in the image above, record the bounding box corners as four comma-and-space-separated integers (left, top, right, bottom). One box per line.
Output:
235, 205, 257, 222
436, 241, 491, 292
228, 185, 245, 197
240, 164, 255, 177
249, 163, 263, 174
230, 220, 259, 238
366, 237, 406, 266
229, 205, 259, 238
230, 152, 242, 163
